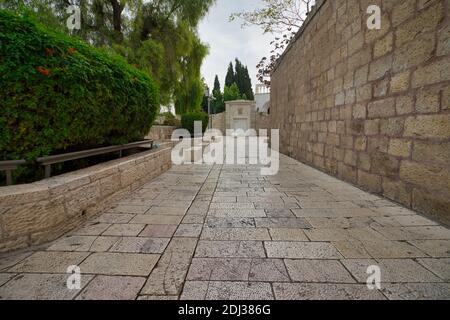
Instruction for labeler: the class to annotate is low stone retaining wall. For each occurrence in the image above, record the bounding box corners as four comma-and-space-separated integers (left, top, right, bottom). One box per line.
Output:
0, 144, 173, 253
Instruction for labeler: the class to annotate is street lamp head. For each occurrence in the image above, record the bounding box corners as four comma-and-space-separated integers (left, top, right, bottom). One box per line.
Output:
204, 85, 210, 97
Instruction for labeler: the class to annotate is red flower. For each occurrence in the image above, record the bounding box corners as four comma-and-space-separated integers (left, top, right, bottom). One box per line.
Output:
67, 47, 77, 54
36, 66, 50, 76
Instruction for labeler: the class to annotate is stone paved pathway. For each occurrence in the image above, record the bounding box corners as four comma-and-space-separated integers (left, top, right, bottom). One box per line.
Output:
1, 154, 450, 300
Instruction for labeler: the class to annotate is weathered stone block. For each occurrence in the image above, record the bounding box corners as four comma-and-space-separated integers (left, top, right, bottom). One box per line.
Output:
413, 141, 450, 166
395, 2, 444, 47
358, 170, 382, 193
416, 86, 441, 113
391, 71, 410, 93
395, 94, 414, 115
370, 151, 399, 178
368, 55, 393, 81
404, 115, 450, 139
368, 98, 396, 118
388, 139, 412, 157
400, 161, 450, 193
374, 32, 393, 58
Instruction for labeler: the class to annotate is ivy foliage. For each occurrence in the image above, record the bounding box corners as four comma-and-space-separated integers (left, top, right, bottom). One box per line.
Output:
0, 10, 159, 161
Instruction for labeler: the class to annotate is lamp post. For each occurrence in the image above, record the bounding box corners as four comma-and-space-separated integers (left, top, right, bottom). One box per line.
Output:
205, 86, 211, 129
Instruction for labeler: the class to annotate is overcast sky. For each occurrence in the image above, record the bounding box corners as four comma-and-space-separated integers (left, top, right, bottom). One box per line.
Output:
198, 0, 274, 91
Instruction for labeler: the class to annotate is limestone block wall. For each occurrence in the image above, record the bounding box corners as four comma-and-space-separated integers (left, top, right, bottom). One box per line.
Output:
145, 125, 176, 141
255, 113, 271, 132
0, 145, 173, 252
270, 0, 450, 224
210, 112, 226, 133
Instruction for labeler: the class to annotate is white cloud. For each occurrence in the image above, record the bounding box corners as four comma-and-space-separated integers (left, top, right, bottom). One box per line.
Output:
198, 0, 274, 91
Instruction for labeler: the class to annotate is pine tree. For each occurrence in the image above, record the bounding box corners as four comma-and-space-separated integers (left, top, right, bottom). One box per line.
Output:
225, 62, 235, 87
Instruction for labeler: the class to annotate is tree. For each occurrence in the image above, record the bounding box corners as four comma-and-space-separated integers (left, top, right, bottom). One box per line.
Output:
230, 0, 314, 86
225, 62, 235, 87
223, 83, 242, 102
2, 0, 216, 108
211, 75, 225, 113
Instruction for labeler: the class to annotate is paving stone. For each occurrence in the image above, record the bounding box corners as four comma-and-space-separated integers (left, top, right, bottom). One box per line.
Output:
248, 259, 290, 282
130, 214, 183, 225
76, 276, 146, 300
200, 227, 270, 241
47, 236, 98, 252
140, 252, 191, 296
72, 223, 111, 236
9, 252, 89, 273
417, 258, 450, 281
187, 258, 252, 281
273, 283, 386, 300
209, 208, 266, 218
147, 206, 188, 216
137, 295, 179, 300
0, 273, 15, 286
139, 224, 178, 238
292, 208, 378, 218
103, 224, 146, 237
0, 273, 93, 300
0, 252, 33, 271
109, 237, 169, 254
373, 215, 439, 227
305, 228, 387, 242
182, 215, 205, 224
80, 253, 159, 276
154, 201, 192, 208
409, 240, 450, 257
264, 241, 342, 259
269, 228, 309, 241
265, 209, 296, 218
108, 204, 150, 214
284, 260, 355, 283
195, 241, 266, 258
180, 281, 208, 300
341, 259, 443, 283
255, 217, 311, 229
254, 202, 300, 209
88, 237, 121, 252
381, 283, 450, 300
93, 213, 135, 224
206, 281, 274, 300
174, 224, 203, 237
372, 226, 450, 240
209, 203, 255, 209
212, 196, 237, 203
305, 217, 375, 229
205, 217, 256, 228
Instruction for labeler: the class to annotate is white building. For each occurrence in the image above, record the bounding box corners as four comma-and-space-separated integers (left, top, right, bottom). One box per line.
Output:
254, 84, 270, 113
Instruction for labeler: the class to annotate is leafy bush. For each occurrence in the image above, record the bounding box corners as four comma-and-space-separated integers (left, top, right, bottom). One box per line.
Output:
161, 112, 181, 127
181, 111, 209, 136
0, 11, 160, 162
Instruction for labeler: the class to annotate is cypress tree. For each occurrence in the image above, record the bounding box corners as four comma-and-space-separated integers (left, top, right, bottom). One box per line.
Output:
225, 62, 235, 87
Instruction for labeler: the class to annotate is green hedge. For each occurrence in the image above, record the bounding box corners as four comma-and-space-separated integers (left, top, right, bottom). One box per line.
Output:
0, 11, 159, 161
181, 111, 209, 136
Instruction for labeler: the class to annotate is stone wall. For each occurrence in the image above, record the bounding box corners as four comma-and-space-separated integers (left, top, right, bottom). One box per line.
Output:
210, 112, 226, 133
255, 113, 271, 132
270, 0, 450, 224
0, 145, 174, 252
145, 125, 176, 141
